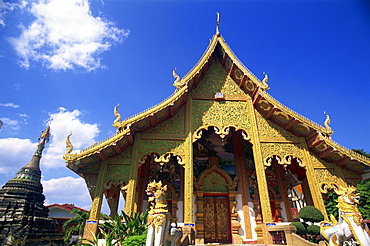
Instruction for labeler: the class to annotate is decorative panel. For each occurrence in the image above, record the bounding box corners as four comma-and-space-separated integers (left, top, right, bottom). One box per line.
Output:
203, 171, 228, 193
138, 139, 186, 163
255, 111, 299, 142
192, 100, 251, 137
106, 164, 131, 182
260, 142, 304, 167
144, 107, 185, 135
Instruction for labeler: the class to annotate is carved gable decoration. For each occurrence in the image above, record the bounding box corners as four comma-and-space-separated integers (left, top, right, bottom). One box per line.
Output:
196, 157, 237, 193
144, 107, 185, 135
192, 59, 245, 97
256, 111, 299, 142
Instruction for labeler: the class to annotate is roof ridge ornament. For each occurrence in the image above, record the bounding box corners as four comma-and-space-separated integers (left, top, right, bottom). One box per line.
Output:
216, 12, 220, 36
172, 68, 185, 91
323, 111, 334, 137
260, 71, 270, 91
113, 103, 123, 131
63, 132, 76, 160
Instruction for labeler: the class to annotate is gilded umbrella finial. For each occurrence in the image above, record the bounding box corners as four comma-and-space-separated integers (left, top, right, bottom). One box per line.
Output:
216, 12, 220, 35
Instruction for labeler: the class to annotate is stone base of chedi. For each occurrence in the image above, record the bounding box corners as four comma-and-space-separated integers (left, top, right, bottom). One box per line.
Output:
0, 126, 65, 245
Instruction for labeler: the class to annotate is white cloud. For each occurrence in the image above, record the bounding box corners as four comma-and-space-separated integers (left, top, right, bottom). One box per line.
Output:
0, 117, 22, 133
0, 138, 37, 174
9, 0, 129, 71
0, 103, 20, 108
41, 107, 100, 169
0, 107, 100, 174
0, 0, 17, 29
42, 176, 90, 205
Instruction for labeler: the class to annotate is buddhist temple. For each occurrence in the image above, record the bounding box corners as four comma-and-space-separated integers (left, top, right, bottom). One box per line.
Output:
63, 20, 370, 245
0, 126, 64, 245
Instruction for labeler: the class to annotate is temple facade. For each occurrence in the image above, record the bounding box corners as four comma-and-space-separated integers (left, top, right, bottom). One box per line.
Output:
64, 31, 370, 245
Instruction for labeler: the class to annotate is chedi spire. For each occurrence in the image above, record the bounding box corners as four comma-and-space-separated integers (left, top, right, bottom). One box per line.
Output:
0, 125, 64, 245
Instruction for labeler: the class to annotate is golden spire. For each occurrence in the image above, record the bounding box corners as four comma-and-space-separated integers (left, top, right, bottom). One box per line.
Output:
216, 12, 220, 35
260, 71, 270, 91
113, 103, 123, 130
323, 111, 334, 136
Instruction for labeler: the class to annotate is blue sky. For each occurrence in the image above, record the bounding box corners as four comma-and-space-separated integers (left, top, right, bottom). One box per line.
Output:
0, 0, 369, 212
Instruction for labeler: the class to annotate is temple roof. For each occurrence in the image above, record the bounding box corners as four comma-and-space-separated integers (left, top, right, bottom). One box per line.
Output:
63, 32, 370, 175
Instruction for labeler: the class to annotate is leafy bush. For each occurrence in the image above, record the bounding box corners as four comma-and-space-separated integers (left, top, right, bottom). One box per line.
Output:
357, 179, 370, 220
324, 192, 339, 221
298, 206, 324, 223
291, 222, 307, 236
307, 225, 320, 235
122, 234, 147, 246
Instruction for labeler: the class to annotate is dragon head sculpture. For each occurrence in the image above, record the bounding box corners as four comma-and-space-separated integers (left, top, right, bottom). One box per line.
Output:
146, 180, 168, 214
335, 185, 360, 214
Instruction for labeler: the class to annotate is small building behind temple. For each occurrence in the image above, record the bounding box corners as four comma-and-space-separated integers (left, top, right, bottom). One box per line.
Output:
0, 126, 64, 245
63, 26, 370, 245
47, 203, 89, 234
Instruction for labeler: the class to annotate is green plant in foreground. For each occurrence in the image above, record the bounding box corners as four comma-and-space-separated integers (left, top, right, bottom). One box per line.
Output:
122, 234, 147, 246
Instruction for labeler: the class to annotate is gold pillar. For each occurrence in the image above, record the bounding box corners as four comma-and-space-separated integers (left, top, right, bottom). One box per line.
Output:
232, 129, 253, 238
82, 160, 108, 241
124, 132, 142, 214
247, 99, 272, 223
299, 137, 328, 220
182, 95, 195, 245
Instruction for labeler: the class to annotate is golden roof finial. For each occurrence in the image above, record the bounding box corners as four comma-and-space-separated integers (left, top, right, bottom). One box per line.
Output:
65, 132, 73, 154
172, 68, 185, 91
216, 12, 220, 35
323, 111, 334, 136
260, 71, 270, 91
63, 131, 77, 160
113, 103, 123, 130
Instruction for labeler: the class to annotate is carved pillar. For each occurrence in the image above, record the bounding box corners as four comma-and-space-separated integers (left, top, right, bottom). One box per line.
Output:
83, 160, 108, 241
252, 199, 264, 244
106, 184, 120, 218
183, 132, 195, 240
247, 99, 272, 223
299, 137, 328, 220
232, 129, 253, 238
194, 190, 204, 245
125, 133, 142, 214
229, 191, 243, 244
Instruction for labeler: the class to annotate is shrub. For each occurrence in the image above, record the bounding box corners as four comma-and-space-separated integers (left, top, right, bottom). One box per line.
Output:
122, 234, 147, 246
307, 225, 320, 235
291, 222, 307, 236
298, 206, 324, 223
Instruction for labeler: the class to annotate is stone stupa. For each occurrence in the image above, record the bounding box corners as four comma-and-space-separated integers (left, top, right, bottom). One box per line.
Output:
0, 125, 65, 245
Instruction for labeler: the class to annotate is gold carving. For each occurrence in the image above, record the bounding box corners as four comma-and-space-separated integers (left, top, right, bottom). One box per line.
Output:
113, 103, 123, 130
260, 72, 269, 91
260, 142, 304, 168
323, 111, 334, 136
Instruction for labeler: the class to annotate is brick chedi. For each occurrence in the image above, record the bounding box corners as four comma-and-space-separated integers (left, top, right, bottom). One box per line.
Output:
0, 126, 64, 245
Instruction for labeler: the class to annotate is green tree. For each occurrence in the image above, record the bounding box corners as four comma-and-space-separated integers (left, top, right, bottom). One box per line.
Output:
357, 179, 370, 220
352, 149, 370, 158
324, 192, 339, 220
63, 209, 90, 243
352, 149, 370, 220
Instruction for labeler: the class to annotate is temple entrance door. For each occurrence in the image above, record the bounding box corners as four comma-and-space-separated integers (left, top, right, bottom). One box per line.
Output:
203, 195, 232, 244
